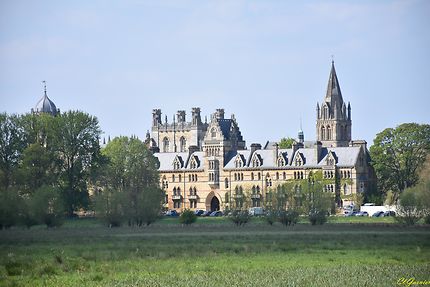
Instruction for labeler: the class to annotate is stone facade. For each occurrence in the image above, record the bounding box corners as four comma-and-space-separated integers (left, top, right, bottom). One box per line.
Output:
149, 62, 374, 212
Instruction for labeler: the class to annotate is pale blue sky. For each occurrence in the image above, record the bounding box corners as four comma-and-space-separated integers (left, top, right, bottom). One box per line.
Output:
1, 0, 429, 146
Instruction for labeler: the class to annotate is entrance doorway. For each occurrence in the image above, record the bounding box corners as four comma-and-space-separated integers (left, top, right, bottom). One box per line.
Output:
210, 196, 220, 211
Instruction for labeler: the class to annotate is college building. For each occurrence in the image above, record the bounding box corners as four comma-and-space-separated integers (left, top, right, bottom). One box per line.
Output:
147, 62, 375, 212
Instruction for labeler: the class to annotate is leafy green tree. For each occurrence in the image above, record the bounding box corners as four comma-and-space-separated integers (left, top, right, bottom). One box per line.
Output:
94, 188, 126, 227
99, 136, 163, 227
0, 113, 27, 189
396, 187, 428, 225
15, 143, 56, 195
52, 111, 102, 216
370, 123, 430, 202
278, 137, 295, 149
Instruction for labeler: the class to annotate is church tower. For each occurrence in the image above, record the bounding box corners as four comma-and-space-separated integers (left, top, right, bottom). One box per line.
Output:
316, 61, 351, 147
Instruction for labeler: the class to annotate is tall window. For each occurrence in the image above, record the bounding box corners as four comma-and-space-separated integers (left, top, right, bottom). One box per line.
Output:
211, 128, 217, 138
180, 137, 186, 152
327, 126, 331, 140
163, 137, 169, 152
321, 126, 326, 141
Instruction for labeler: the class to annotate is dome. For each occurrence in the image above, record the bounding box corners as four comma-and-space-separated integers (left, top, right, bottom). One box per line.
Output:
35, 94, 58, 116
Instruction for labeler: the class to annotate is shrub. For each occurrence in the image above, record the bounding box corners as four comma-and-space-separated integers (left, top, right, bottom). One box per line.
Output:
230, 210, 251, 226
29, 186, 64, 228
265, 210, 278, 226
309, 210, 327, 225
94, 189, 125, 227
0, 188, 23, 229
395, 187, 427, 225
179, 209, 197, 225
278, 210, 299, 226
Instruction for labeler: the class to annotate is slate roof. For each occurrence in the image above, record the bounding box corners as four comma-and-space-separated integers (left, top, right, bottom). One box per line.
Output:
155, 145, 361, 172
35, 94, 58, 116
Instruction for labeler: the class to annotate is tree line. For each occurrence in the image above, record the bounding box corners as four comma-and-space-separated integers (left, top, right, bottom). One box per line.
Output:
0, 112, 163, 229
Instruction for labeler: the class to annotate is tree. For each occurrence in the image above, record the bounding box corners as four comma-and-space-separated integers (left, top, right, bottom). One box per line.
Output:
370, 123, 430, 202
0, 113, 27, 189
278, 137, 295, 149
25, 185, 64, 228
98, 136, 163, 227
16, 143, 56, 195
53, 111, 102, 216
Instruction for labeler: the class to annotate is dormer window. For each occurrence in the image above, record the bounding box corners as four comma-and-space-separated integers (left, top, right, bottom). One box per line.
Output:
295, 158, 302, 166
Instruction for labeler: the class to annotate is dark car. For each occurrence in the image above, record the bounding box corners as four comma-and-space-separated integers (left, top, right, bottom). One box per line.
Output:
383, 211, 396, 217
165, 210, 179, 217
201, 211, 212, 217
372, 211, 385, 217
209, 211, 223, 217
194, 209, 205, 216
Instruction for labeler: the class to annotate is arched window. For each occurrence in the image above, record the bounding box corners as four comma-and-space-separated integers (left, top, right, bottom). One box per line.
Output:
211, 128, 217, 138
327, 126, 331, 140
252, 186, 256, 193
276, 172, 279, 180
180, 136, 186, 152
234, 173, 237, 181
283, 172, 286, 180
178, 174, 182, 182
251, 172, 254, 180
321, 126, 326, 141
257, 173, 261, 181
225, 178, 229, 188
173, 187, 177, 195
256, 186, 260, 193
172, 174, 175, 182
163, 137, 169, 152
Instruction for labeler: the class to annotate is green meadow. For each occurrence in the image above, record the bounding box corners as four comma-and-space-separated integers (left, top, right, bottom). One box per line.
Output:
1, 218, 429, 287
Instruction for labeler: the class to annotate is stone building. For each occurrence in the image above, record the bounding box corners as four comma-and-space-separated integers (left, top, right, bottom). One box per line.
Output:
150, 62, 374, 212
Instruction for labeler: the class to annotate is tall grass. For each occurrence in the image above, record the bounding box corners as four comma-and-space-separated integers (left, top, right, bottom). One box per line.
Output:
0, 219, 428, 286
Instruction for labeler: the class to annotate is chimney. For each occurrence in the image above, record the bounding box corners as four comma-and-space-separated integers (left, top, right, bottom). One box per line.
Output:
315, 141, 323, 163
188, 145, 199, 156
250, 143, 262, 155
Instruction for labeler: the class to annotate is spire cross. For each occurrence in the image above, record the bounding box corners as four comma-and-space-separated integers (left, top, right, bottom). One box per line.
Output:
42, 80, 47, 96
331, 55, 334, 64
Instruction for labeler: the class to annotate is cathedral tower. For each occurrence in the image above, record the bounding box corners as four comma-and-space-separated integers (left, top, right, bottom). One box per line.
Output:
316, 61, 351, 147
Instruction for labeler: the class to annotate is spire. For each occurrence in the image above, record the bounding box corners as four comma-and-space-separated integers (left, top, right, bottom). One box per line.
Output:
42, 80, 47, 97
325, 61, 344, 109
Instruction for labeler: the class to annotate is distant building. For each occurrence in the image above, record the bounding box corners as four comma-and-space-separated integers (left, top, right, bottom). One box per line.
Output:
31, 81, 60, 116
148, 62, 375, 212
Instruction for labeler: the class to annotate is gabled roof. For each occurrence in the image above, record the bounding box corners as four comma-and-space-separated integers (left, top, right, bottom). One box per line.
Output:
154, 151, 206, 171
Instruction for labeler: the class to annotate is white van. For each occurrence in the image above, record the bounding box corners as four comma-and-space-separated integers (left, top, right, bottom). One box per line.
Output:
248, 207, 264, 216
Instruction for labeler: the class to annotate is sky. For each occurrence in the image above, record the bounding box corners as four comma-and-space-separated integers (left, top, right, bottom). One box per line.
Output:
1, 0, 429, 147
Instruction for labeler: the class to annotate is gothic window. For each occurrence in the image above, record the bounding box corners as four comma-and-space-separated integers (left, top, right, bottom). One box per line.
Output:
172, 174, 175, 182
283, 172, 286, 180
347, 171, 351, 178
163, 137, 169, 152
225, 193, 229, 203
195, 174, 198, 181
252, 186, 256, 193
276, 172, 279, 180
257, 173, 261, 181
241, 173, 244, 181
173, 187, 177, 195
178, 174, 182, 182
225, 178, 229, 188
323, 106, 329, 119
234, 173, 237, 181
327, 126, 331, 140
321, 126, 326, 141
251, 172, 254, 180
189, 174, 192, 182
179, 136, 186, 152
211, 128, 217, 138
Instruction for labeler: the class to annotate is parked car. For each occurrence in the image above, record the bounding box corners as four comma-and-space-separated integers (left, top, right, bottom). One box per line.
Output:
372, 211, 385, 217
355, 211, 369, 217
209, 211, 223, 217
165, 210, 179, 217
383, 211, 396, 217
194, 209, 205, 216
344, 211, 358, 217
201, 211, 212, 217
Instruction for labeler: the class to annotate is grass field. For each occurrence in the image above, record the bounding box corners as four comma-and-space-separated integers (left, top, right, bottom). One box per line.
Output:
0, 217, 429, 287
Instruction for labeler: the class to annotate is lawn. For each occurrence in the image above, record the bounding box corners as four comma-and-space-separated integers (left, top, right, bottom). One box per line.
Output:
0, 217, 429, 287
